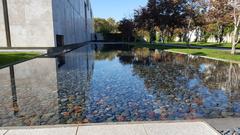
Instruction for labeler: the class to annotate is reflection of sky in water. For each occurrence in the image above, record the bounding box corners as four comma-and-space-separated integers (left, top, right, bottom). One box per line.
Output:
199, 64, 207, 73
187, 78, 229, 111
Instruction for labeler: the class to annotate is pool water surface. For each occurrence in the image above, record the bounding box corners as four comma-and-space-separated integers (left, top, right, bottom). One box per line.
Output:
0, 44, 240, 127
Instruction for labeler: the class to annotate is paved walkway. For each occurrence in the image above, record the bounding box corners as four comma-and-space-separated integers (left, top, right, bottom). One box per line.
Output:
0, 121, 219, 135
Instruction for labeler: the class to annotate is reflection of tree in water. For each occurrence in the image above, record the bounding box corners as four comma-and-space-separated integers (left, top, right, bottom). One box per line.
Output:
93, 45, 240, 119
227, 63, 240, 100
117, 47, 240, 118
181, 56, 240, 100
95, 44, 135, 61
126, 48, 240, 95
95, 51, 118, 61
117, 48, 194, 92
130, 49, 197, 95
199, 62, 240, 100
97, 46, 240, 98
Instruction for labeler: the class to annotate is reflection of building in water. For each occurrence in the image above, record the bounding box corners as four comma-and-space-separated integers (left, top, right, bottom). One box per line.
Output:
9, 66, 18, 115
0, 66, 20, 116
0, 45, 94, 126
56, 45, 94, 124
0, 58, 59, 126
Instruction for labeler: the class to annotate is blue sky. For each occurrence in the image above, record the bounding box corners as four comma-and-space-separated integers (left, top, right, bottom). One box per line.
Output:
91, 0, 148, 21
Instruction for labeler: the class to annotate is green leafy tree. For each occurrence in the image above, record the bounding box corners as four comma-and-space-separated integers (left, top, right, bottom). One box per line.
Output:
118, 18, 135, 41
134, 0, 193, 43
94, 18, 118, 34
207, 0, 232, 43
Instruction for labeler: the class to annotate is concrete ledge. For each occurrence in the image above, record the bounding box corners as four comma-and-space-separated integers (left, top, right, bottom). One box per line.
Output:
0, 121, 220, 135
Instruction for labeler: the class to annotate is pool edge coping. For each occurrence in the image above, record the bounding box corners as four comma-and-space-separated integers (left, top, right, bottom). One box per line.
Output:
0, 119, 216, 130
0, 120, 221, 135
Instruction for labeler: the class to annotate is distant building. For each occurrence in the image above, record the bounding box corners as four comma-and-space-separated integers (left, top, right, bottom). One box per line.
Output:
0, 0, 94, 48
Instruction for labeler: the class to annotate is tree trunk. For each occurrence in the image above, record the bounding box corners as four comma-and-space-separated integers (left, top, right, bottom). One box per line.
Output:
194, 28, 199, 42
231, 7, 240, 55
231, 44, 236, 54
232, 26, 238, 55
217, 23, 221, 44
161, 30, 165, 44
186, 19, 192, 48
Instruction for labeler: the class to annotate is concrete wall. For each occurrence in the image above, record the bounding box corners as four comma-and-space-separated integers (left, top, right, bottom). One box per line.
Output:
7, 0, 55, 47
0, 0, 93, 48
0, 1, 7, 47
52, 0, 93, 45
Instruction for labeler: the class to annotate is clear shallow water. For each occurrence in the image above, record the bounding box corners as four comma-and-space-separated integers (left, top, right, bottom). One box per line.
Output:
0, 44, 240, 127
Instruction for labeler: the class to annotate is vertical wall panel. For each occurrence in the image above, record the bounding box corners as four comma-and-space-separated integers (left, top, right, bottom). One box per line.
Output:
7, 0, 55, 47
52, 0, 94, 46
0, 0, 7, 47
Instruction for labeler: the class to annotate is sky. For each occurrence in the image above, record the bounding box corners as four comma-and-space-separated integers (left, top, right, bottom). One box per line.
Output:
91, 0, 148, 21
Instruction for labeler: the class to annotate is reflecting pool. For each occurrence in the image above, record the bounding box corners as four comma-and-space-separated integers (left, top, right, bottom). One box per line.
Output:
0, 44, 240, 127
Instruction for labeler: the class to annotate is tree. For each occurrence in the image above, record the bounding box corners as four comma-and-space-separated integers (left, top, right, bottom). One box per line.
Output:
94, 18, 118, 34
207, 0, 232, 43
147, 0, 158, 42
229, 0, 240, 54
134, 0, 159, 42
183, 0, 207, 46
133, 0, 239, 50
135, 0, 189, 43
118, 18, 135, 41
106, 18, 119, 33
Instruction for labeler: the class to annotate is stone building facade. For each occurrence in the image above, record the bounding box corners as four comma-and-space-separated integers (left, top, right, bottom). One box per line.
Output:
0, 0, 93, 48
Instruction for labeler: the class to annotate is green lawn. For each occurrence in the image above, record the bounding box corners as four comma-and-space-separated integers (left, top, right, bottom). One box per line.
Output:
169, 48, 240, 62
132, 43, 240, 62
0, 52, 40, 67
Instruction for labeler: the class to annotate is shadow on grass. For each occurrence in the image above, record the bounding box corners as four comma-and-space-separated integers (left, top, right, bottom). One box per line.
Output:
190, 42, 224, 47
132, 43, 188, 50
131, 42, 213, 50
191, 52, 207, 56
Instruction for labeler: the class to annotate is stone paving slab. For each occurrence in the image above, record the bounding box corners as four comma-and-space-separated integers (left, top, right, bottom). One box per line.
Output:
77, 121, 219, 135
205, 118, 240, 131
77, 124, 147, 135
1, 121, 220, 135
0, 130, 7, 135
5, 127, 77, 135
143, 122, 219, 135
